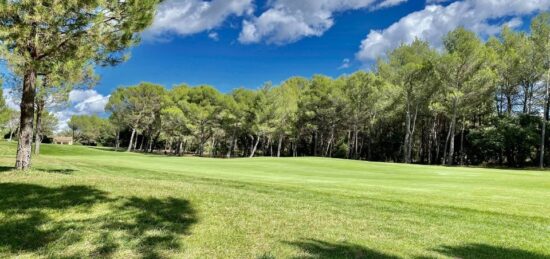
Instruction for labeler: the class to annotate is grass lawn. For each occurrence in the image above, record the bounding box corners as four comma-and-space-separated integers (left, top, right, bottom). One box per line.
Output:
0, 142, 549, 258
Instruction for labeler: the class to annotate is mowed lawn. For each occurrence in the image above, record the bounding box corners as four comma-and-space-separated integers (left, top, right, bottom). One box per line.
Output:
0, 142, 549, 258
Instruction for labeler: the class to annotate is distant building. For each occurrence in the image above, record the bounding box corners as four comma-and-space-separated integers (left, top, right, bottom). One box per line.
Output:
53, 136, 73, 145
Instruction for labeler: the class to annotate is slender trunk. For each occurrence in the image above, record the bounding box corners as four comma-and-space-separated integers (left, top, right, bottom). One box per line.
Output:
250, 135, 261, 158
506, 94, 513, 115
127, 128, 136, 152
404, 102, 411, 163
9, 130, 13, 142
325, 128, 334, 157
139, 135, 145, 151
115, 131, 120, 151
459, 119, 465, 165
148, 136, 154, 153
540, 72, 549, 168
226, 135, 235, 158
354, 129, 359, 159
34, 98, 45, 156
447, 100, 458, 166
443, 120, 451, 165
407, 106, 419, 163
15, 69, 37, 170
277, 134, 283, 157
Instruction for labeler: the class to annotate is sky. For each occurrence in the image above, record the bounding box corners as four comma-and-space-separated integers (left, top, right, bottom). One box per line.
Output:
3, 0, 550, 130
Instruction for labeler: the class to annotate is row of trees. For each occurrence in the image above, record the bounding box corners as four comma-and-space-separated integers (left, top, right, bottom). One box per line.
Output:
70, 13, 550, 167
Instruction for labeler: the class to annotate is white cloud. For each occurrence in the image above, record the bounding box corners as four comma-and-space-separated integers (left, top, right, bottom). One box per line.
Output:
208, 31, 220, 41
2, 88, 20, 110
54, 90, 110, 131
339, 58, 351, 69
373, 0, 408, 10
356, 0, 550, 62
239, 0, 408, 44
144, 0, 254, 40
2, 88, 109, 132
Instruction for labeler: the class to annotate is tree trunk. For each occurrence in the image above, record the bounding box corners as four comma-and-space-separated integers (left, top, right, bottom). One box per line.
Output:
325, 128, 334, 157
407, 106, 418, 163
127, 128, 136, 152
447, 101, 458, 166
506, 94, 513, 115
250, 135, 261, 158
459, 119, 465, 165
115, 131, 120, 151
540, 73, 549, 168
403, 102, 411, 163
148, 136, 154, 153
34, 98, 45, 156
277, 134, 283, 157
15, 69, 37, 170
139, 135, 145, 151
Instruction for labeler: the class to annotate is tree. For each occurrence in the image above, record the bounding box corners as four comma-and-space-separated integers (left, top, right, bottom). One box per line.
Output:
438, 28, 495, 165
0, 0, 159, 169
106, 83, 165, 152
531, 12, 550, 168
378, 39, 437, 163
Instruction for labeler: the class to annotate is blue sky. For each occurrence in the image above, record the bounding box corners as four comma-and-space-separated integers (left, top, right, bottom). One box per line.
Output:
3, 0, 550, 130
95, 0, 428, 93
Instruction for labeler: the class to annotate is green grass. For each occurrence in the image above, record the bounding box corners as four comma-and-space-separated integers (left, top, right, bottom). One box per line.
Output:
0, 142, 549, 258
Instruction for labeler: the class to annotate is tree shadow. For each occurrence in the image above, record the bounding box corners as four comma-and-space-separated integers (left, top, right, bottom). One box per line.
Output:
0, 183, 197, 258
35, 168, 77, 174
285, 239, 400, 259
430, 243, 550, 259
0, 166, 14, 172
99, 197, 197, 258
0, 183, 109, 252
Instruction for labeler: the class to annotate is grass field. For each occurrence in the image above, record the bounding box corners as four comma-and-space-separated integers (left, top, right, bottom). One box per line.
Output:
0, 142, 549, 258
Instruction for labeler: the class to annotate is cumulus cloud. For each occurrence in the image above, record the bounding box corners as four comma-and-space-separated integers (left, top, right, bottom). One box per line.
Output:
144, 0, 254, 40
356, 0, 550, 62
238, 0, 408, 44
53, 90, 110, 131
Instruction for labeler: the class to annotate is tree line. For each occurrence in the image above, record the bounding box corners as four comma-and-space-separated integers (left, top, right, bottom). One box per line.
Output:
68, 13, 550, 167
0, 1, 548, 169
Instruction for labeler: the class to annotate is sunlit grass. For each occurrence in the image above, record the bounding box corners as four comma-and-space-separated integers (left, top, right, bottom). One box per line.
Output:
0, 142, 549, 258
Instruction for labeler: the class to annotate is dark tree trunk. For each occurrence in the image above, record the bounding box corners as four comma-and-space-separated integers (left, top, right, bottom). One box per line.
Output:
15, 69, 37, 170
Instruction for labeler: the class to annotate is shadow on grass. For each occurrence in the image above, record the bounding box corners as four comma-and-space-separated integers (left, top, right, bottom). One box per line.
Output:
35, 168, 78, 174
0, 166, 13, 172
429, 243, 550, 259
0, 183, 109, 252
0, 183, 197, 258
285, 239, 400, 259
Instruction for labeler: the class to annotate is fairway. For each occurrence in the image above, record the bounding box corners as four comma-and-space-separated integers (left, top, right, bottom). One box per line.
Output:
0, 142, 549, 258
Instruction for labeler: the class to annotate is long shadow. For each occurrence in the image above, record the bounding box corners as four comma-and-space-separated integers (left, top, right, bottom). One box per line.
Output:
285, 239, 400, 259
431, 243, 550, 259
0, 183, 197, 258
